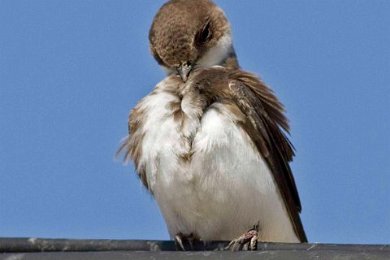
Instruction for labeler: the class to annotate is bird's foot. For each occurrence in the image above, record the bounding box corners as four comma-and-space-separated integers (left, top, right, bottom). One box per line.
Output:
174, 233, 199, 251
225, 224, 259, 251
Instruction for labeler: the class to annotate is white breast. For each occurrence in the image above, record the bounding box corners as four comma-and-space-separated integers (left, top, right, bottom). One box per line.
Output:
136, 79, 299, 242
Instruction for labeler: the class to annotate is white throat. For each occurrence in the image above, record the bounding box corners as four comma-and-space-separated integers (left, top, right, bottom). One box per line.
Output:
197, 33, 233, 67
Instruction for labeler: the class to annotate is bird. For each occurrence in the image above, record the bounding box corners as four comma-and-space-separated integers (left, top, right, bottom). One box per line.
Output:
118, 0, 307, 250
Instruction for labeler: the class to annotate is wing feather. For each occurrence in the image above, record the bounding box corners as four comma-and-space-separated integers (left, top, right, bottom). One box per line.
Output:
194, 67, 307, 242
227, 70, 307, 242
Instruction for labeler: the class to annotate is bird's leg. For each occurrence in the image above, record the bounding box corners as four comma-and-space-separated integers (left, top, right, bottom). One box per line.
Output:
174, 233, 198, 251
225, 224, 259, 251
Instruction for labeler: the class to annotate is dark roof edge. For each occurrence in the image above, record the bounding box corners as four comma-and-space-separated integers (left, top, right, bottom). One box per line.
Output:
1, 237, 389, 253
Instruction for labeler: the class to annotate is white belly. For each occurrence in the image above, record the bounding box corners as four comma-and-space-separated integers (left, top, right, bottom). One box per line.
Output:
138, 88, 299, 242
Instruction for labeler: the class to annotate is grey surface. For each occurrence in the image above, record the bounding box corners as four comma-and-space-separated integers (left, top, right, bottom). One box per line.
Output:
1, 238, 390, 260
2, 250, 390, 260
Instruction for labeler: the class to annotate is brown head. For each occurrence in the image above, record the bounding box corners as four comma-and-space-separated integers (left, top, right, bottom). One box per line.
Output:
149, 0, 238, 82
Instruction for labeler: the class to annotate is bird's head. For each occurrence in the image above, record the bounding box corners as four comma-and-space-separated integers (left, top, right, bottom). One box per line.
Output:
149, 0, 237, 82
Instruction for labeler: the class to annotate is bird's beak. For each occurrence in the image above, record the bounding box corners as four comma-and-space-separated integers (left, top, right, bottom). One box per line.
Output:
177, 63, 192, 82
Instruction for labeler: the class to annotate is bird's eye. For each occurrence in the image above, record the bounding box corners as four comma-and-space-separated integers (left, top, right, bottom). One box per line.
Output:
195, 21, 212, 46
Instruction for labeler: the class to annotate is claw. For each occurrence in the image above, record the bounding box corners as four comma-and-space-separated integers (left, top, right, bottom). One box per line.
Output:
175, 234, 185, 251
174, 233, 198, 251
225, 224, 259, 251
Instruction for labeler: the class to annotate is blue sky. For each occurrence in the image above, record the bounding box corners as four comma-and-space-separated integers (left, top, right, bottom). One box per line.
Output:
1, 0, 389, 244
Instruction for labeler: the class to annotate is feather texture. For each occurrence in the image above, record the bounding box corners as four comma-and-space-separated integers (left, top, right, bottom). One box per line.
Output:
118, 66, 307, 242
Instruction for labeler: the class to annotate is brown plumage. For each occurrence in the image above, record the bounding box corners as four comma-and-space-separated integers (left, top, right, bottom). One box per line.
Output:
149, 0, 238, 73
118, 0, 307, 246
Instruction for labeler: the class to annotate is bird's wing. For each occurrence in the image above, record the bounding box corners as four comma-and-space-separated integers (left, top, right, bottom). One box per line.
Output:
117, 98, 150, 190
195, 67, 307, 242
227, 70, 307, 242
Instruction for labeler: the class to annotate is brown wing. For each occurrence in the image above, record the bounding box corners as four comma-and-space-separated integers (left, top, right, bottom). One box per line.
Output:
116, 103, 149, 190
224, 70, 307, 242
